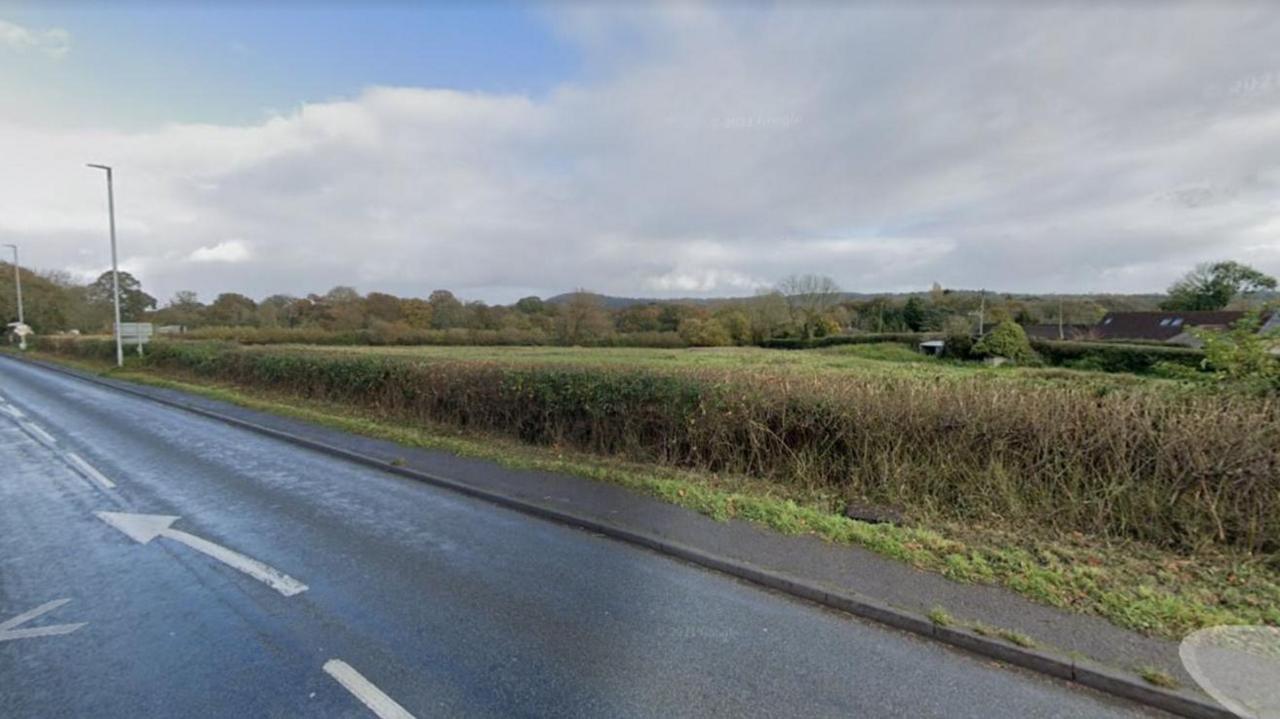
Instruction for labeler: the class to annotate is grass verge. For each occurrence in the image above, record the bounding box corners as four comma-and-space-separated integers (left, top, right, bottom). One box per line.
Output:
14, 349, 1280, 641
1137, 665, 1181, 689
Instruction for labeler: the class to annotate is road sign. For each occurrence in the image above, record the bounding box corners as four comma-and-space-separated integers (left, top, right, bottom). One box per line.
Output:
118, 322, 154, 345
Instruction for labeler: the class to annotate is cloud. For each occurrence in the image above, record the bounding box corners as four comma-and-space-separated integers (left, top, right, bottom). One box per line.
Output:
0, 19, 69, 59
189, 240, 251, 263
3, 4, 1280, 304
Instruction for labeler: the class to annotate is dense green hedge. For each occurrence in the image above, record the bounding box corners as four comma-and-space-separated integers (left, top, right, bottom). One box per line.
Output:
31, 337, 1280, 553
167, 326, 689, 348
1031, 339, 1206, 373
760, 333, 941, 349
764, 333, 1209, 375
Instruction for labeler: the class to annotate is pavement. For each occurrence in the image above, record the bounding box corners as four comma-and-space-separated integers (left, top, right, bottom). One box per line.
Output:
0, 356, 1171, 717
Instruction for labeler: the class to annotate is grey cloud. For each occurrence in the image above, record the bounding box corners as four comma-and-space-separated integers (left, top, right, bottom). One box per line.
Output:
2, 3, 1280, 303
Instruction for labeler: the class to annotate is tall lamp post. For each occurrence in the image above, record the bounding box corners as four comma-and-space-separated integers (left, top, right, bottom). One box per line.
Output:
2, 243, 22, 326
87, 163, 124, 368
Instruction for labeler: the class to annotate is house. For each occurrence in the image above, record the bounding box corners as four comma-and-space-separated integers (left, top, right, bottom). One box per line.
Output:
1093, 311, 1248, 347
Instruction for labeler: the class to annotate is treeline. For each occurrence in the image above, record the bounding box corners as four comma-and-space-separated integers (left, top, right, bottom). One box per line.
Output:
8, 261, 1273, 348
4, 264, 1158, 347
0, 264, 136, 333
143, 280, 1129, 347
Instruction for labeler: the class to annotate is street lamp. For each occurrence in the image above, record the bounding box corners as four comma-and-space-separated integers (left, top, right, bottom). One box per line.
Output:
2, 243, 21, 326
87, 163, 124, 368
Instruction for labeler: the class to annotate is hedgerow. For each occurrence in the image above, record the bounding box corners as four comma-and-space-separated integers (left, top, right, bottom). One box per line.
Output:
1031, 339, 1206, 373
759, 332, 940, 349
170, 325, 688, 348
33, 337, 1280, 553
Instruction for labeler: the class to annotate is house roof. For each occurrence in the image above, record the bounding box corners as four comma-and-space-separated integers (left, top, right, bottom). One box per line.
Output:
1094, 311, 1246, 341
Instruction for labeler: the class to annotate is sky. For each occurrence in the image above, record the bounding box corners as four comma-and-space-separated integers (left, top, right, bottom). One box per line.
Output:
2, 1, 1279, 305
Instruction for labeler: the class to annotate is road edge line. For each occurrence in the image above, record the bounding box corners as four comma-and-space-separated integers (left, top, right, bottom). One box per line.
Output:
0, 353, 1234, 719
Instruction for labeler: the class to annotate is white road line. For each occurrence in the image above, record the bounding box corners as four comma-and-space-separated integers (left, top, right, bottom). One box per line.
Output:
66, 452, 117, 490
0, 409, 118, 491
21, 421, 56, 446
0, 598, 87, 643
167, 528, 309, 597
324, 660, 417, 719
95, 512, 308, 597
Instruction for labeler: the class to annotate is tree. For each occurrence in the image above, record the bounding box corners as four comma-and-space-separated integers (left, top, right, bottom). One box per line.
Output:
364, 292, 403, 324
902, 297, 926, 332
153, 290, 205, 327
514, 296, 545, 315
777, 274, 842, 339
615, 303, 662, 333
745, 290, 791, 343
656, 303, 696, 333
941, 315, 977, 359
678, 317, 732, 346
400, 298, 434, 329
973, 320, 1034, 363
712, 307, 751, 344
467, 301, 500, 330
257, 294, 297, 327
428, 290, 466, 329
206, 293, 258, 326
85, 271, 156, 322
556, 290, 612, 344
324, 286, 362, 305
1162, 261, 1277, 311
0, 262, 73, 332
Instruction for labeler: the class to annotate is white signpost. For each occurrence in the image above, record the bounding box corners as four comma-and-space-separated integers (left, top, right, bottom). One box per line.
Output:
118, 322, 153, 357
6, 322, 32, 351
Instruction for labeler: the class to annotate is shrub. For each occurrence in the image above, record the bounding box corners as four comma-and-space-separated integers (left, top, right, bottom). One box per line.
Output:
941, 332, 976, 360
1196, 311, 1280, 392
973, 321, 1034, 363
1032, 339, 1205, 374
35, 339, 1280, 553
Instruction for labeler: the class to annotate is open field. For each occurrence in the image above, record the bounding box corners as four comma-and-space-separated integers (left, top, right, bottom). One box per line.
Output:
254, 341, 1182, 390
23, 338, 1280, 638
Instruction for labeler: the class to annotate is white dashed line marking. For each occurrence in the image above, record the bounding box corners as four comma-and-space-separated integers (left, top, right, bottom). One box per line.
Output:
66, 452, 117, 490
323, 659, 416, 719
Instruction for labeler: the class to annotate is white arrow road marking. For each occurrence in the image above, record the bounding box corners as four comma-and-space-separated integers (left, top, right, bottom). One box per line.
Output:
95, 512, 308, 597
324, 660, 417, 719
0, 599, 87, 643
65, 452, 116, 490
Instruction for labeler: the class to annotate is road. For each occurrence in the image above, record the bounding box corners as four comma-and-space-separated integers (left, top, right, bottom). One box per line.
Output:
0, 357, 1154, 718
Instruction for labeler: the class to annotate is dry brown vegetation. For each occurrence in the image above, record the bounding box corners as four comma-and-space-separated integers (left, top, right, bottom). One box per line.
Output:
42, 337, 1280, 554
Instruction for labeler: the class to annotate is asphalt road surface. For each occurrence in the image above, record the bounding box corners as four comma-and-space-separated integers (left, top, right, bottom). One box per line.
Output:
0, 358, 1155, 718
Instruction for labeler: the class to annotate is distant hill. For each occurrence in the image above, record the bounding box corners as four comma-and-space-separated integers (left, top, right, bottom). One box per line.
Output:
544, 290, 1172, 310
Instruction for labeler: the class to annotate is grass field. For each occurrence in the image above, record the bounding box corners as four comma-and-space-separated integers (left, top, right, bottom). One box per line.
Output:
271, 341, 1175, 390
